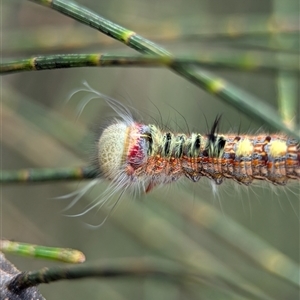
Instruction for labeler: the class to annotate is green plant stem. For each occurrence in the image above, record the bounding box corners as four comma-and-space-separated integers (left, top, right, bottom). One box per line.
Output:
0, 166, 96, 183
7, 257, 190, 290
1, 53, 300, 75
3, 17, 299, 55
6, 256, 268, 300
0, 240, 85, 263
28, 0, 300, 140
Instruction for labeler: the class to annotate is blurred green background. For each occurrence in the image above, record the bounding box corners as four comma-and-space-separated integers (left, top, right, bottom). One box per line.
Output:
2, 0, 299, 299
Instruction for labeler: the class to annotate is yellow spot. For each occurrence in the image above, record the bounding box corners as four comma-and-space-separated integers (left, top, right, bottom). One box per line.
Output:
269, 140, 287, 157
121, 30, 136, 44
30, 58, 37, 70
260, 249, 285, 273
74, 167, 83, 178
236, 139, 253, 157
73, 251, 86, 263
243, 53, 261, 71
227, 19, 241, 37
207, 79, 225, 94
90, 54, 102, 66
20, 170, 30, 181
61, 249, 86, 264
40, 0, 53, 6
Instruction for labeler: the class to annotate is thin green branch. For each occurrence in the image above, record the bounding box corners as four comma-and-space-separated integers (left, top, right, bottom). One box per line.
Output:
3, 18, 299, 55
0, 166, 96, 183
0, 240, 85, 263
27, 0, 300, 139
5, 256, 270, 300
1, 53, 299, 75
7, 257, 191, 290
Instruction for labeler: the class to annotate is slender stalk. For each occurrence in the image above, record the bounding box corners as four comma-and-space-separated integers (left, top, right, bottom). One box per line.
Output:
0, 240, 85, 263
1, 53, 299, 75
277, 71, 298, 129
273, 1, 299, 129
7, 257, 185, 290
3, 21, 299, 56
5, 256, 268, 300
28, 0, 300, 139
0, 166, 96, 183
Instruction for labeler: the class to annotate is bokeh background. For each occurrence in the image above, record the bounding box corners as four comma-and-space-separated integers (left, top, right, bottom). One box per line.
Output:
2, 0, 299, 299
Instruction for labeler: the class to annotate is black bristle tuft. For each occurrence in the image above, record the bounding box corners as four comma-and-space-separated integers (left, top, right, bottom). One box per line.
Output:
207, 114, 222, 143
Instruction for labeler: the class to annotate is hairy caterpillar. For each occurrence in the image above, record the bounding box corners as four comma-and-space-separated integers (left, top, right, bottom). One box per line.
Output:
65, 83, 300, 219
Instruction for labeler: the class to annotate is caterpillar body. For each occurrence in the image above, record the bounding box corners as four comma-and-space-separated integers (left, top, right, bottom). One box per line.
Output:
66, 83, 299, 218
98, 119, 300, 194
85, 84, 300, 196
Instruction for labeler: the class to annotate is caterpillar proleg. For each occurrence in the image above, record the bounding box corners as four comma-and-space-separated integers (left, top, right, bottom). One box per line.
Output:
66, 82, 300, 219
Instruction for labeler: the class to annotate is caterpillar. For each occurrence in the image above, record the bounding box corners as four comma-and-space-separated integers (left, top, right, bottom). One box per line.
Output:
65, 83, 300, 219
98, 118, 299, 193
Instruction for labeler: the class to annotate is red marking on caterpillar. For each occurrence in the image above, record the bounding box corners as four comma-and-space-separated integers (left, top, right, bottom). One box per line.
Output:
63, 82, 300, 223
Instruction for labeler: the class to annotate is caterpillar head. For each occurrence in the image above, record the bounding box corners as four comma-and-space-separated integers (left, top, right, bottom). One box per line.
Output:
97, 121, 128, 180
97, 121, 150, 182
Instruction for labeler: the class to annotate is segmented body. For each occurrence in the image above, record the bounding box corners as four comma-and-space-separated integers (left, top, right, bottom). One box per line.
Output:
98, 120, 300, 193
